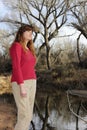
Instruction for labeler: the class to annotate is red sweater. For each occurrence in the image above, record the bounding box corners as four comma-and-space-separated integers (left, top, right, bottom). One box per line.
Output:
9, 42, 36, 84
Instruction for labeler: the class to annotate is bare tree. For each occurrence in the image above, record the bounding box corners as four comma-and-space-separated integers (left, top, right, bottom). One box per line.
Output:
0, 0, 68, 69
68, 0, 87, 66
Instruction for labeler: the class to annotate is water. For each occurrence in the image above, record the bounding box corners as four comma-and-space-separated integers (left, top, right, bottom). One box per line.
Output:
0, 90, 87, 130
30, 90, 87, 130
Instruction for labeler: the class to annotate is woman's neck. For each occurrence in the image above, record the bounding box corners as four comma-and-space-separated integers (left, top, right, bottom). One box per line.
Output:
20, 41, 29, 50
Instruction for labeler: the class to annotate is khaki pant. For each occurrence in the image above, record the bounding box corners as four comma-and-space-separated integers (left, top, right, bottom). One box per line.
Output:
12, 79, 36, 130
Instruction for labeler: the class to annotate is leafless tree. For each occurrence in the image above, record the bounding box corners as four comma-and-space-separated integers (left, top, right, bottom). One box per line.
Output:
69, 0, 87, 66
0, 0, 68, 69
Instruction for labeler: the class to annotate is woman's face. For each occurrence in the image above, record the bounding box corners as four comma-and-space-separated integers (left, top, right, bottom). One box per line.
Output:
22, 30, 32, 42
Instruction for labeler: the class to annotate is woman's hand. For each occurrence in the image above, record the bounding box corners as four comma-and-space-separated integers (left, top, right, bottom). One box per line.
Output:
19, 83, 27, 97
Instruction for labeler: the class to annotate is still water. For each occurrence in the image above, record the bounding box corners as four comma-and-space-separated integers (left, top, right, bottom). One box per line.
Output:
30, 90, 87, 130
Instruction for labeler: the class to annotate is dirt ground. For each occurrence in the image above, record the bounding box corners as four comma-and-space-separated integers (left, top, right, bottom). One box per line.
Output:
0, 100, 16, 130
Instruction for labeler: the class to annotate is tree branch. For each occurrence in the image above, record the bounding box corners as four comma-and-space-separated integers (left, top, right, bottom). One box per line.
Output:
67, 91, 87, 123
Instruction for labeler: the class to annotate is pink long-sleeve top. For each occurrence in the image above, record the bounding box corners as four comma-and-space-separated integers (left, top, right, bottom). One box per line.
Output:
9, 42, 36, 84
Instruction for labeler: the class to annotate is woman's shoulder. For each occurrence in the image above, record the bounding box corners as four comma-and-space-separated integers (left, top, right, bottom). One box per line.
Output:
12, 42, 22, 47
10, 42, 22, 50
9, 42, 23, 55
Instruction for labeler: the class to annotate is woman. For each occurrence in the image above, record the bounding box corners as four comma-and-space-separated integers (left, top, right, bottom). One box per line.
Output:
9, 25, 37, 130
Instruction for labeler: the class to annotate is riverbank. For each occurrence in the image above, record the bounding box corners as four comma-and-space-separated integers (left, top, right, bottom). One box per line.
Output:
0, 67, 87, 95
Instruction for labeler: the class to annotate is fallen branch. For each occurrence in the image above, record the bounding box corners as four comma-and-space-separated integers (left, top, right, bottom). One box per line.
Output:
81, 102, 87, 113
67, 91, 87, 123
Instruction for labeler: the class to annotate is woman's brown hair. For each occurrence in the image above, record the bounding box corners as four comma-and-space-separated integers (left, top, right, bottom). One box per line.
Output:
14, 24, 36, 56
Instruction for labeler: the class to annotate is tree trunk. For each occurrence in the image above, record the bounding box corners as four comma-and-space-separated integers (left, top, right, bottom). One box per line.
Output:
46, 45, 50, 70
77, 34, 82, 67
45, 25, 51, 70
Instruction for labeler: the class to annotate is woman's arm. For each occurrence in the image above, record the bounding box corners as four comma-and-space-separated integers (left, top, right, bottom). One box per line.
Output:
10, 43, 27, 97
10, 43, 24, 84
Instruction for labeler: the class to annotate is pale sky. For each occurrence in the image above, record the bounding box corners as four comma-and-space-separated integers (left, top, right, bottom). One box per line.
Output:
0, 1, 7, 17
59, 26, 87, 45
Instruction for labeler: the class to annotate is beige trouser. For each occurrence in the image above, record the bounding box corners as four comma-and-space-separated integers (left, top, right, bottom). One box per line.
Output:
11, 79, 36, 130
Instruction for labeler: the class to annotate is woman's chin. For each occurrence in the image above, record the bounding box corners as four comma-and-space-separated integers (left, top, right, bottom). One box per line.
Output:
28, 39, 32, 41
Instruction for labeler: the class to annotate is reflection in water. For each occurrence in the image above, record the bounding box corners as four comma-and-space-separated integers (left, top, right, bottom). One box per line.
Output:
32, 91, 87, 130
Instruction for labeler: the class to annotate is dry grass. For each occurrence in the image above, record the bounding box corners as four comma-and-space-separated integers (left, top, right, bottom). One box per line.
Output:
37, 67, 87, 90
0, 75, 12, 95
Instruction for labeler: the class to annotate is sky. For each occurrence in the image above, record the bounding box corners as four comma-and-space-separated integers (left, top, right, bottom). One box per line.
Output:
0, 1, 8, 18
0, 1, 10, 30
0, 1, 4, 14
